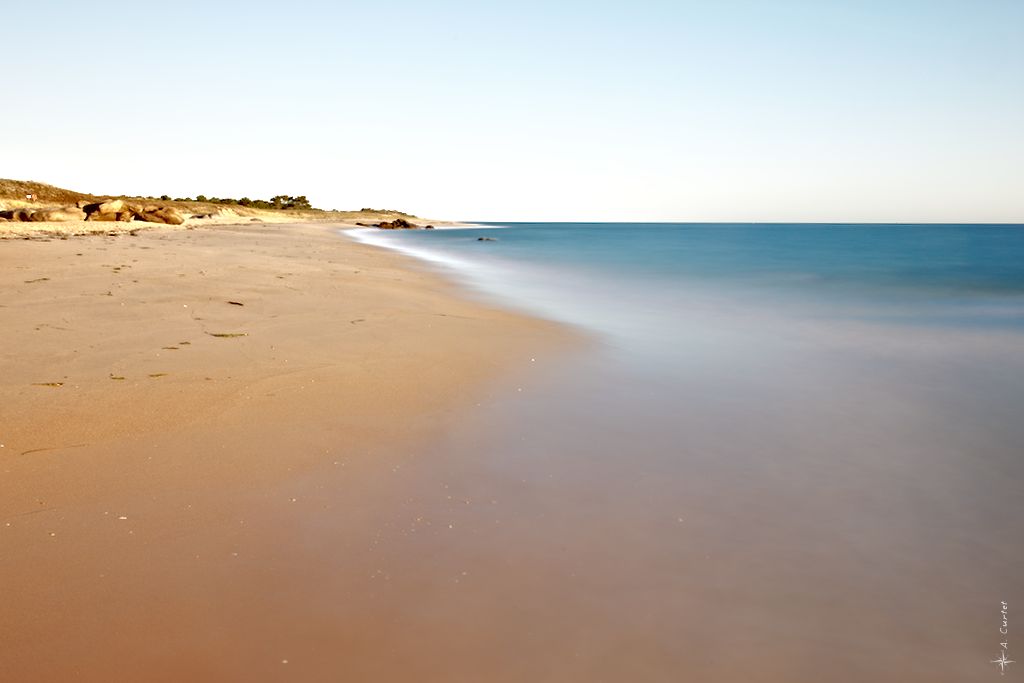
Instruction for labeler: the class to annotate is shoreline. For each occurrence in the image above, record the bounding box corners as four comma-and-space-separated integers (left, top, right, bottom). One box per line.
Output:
0, 215, 471, 240
0, 221, 576, 681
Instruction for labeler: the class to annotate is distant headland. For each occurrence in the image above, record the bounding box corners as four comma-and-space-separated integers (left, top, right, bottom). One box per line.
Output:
0, 179, 441, 238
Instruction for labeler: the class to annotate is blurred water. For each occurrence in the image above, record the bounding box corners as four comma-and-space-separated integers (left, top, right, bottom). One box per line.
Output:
346, 223, 1024, 681
354, 222, 1024, 349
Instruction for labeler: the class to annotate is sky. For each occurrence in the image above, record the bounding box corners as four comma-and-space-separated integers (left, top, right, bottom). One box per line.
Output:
3, 0, 1022, 221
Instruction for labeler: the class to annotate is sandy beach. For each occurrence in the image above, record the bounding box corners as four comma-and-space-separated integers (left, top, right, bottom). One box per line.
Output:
0, 222, 571, 681
4, 221, 1022, 682
5, 0, 1020, 676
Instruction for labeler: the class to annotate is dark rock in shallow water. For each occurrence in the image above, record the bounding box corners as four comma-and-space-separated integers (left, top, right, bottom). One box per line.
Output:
424, 225, 435, 229
477, 236, 497, 241
376, 218, 417, 229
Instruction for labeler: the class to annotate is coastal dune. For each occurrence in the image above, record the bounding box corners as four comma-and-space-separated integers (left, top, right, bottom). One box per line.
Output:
0, 222, 571, 681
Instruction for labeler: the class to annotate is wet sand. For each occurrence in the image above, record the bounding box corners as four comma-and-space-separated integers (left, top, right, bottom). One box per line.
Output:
0, 223, 573, 681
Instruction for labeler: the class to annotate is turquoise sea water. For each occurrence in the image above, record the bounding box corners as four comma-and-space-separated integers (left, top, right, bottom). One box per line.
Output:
349, 223, 1024, 682
360, 222, 1024, 330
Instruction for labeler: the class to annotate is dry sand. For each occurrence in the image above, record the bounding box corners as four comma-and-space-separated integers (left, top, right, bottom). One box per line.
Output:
0, 222, 572, 681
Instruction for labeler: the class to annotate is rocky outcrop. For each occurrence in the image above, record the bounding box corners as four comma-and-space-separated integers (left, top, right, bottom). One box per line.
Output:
28, 207, 88, 222
66, 200, 184, 224
376, 218, 417, 229
82, 199, 126, 217
0, 207, 87, 222
85, 210, 134, 222
0, 209, 33, 222
83, 199, 136, 222
132, 205, 184, 225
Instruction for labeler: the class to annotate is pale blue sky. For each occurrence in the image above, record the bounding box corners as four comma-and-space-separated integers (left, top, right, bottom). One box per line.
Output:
4, 1, 1022, 221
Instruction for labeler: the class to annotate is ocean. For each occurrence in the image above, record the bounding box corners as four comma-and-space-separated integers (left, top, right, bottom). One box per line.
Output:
349, 223, 1024, 681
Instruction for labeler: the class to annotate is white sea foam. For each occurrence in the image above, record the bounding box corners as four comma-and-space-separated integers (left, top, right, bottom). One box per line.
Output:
345, 228, 477, 271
